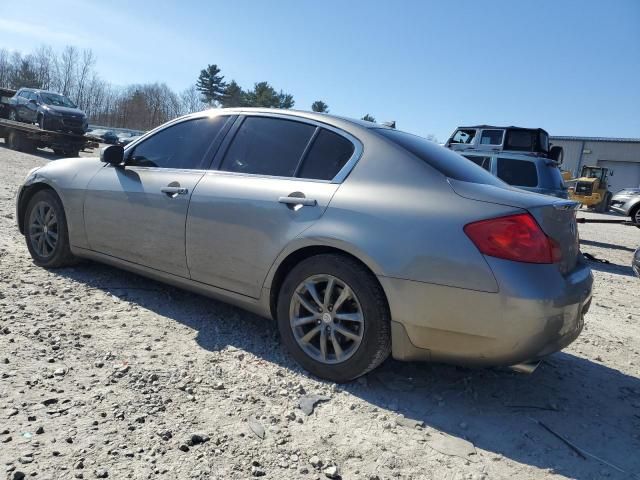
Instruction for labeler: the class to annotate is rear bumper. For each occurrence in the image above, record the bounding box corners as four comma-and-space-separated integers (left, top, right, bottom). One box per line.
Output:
380, 257, 593, 366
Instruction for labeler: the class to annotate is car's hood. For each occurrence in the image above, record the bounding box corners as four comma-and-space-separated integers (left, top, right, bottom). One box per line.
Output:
44, 105, 85, 116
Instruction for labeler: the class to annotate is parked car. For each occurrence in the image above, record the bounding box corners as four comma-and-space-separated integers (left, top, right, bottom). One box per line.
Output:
446, 126, 568, 199
15, 109, 592, 382
101, 131, 119, 144
119, 134, 143, 146
610, 188, 640, 224
8, 88, 88, 134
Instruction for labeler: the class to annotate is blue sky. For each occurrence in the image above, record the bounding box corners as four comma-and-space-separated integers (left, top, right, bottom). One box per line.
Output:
1, 0, 638, 141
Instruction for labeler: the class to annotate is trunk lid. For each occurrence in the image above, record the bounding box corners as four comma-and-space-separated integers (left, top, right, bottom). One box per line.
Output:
448, 179, 580, 273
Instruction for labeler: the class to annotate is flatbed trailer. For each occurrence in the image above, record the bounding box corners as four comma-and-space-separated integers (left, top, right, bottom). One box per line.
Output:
0, 118, 99, 157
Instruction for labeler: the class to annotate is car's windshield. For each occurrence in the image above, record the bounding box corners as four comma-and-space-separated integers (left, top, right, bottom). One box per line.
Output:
39, 92, 77, 108
376, 128, 505, 186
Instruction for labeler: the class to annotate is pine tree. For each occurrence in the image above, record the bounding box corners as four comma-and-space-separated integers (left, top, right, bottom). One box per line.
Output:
361, 114, 376, 122
220, 80, 245, 108
195, 64, 226, 106
311, 100, 329, 113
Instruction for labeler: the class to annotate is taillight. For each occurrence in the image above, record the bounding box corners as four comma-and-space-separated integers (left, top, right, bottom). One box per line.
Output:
464, 213, 562, 264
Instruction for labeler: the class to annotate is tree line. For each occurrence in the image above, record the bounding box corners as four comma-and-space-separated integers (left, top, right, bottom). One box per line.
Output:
0, 45, 387, 131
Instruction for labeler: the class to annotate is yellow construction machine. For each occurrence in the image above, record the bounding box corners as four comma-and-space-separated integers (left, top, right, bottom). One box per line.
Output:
563, 166, 612, 212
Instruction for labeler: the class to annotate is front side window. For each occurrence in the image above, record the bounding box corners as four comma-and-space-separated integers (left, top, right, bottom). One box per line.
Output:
128, 116, 228, 169
480, 130, 503, 145
220, 117, 315, 177
496, 157, 538, 187
464, 155, 491, 171
450, 129, 476, 144
297, 129, 355, 180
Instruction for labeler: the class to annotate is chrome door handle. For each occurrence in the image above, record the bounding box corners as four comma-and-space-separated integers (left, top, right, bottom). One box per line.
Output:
278, 196, 317, 207
161, 186, 188, 196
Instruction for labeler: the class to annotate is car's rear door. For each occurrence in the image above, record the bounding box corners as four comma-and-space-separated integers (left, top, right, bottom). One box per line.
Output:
83, 115, 233, 277
186, 114, 360, 298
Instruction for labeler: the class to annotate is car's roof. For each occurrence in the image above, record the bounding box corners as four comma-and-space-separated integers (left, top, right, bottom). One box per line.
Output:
19, 88, 65, 95
195, 107, 394, 132
456, 125, 550, 134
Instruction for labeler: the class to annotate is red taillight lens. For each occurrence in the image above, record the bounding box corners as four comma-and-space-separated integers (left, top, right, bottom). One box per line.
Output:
464, 213, 562, 264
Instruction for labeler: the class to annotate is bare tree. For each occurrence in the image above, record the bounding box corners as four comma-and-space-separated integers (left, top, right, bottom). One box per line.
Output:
56, 46, 78, 96
0, 48, 12, 87
32, 45, 55, 90
75, 49, 95, 111
180, 85, 207, 115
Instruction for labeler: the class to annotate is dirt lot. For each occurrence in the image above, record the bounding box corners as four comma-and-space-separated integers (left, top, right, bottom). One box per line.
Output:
1, 143, 639, 480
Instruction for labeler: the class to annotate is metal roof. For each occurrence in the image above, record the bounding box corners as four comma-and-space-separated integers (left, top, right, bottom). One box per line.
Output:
550, 135, 640, 143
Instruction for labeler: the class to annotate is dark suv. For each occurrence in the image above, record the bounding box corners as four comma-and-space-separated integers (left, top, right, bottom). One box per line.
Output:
8, 88, 88, 135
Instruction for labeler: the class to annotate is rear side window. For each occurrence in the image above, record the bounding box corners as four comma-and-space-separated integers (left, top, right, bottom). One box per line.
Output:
128, 116, 228, 169
376, 129, 504, 186
496, 157, 538, 187
464, 155, 491, 171
480, 130, 503, 145
221, 117, 315, 177
297, 129, 355, 180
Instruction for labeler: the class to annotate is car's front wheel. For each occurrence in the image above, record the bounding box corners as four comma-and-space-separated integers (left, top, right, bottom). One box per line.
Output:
277, 254, 391, 382
24, 189, 77, 268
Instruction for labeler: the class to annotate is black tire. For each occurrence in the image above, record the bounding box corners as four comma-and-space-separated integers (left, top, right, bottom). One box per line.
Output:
630, 205, 640, 228
8, 109, 18, 121
63, 149, 80, 158
24, 189, 78, 268
37, 114, 46, 130
277, 254, 391, 382
595, 192, 611, 213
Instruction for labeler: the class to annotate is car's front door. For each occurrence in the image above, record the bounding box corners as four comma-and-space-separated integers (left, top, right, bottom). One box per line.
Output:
23, 92, 39, 122
14, 91, 29, 121
83, 115, 232, 277
186, 115, 359, 298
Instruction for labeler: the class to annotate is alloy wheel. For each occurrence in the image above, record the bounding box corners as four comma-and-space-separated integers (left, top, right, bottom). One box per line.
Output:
28, 201, 58, 258
289, 274, 364, 364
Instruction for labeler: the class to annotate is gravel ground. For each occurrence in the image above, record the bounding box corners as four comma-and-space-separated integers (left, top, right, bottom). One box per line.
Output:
1, 142, 639, 480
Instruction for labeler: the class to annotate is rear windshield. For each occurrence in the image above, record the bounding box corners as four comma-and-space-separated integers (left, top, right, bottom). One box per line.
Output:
375, 129, 504, 186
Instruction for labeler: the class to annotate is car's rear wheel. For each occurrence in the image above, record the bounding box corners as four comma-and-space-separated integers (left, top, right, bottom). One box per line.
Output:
24, 189, 77, 268
277, 254, 391, 382
8, 109, 18, 121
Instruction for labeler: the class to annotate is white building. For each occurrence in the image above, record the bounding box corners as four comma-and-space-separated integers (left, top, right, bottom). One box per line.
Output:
550, 136, 640, 193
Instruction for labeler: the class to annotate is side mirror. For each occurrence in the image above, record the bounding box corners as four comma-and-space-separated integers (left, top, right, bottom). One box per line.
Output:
100, 145, 124, 165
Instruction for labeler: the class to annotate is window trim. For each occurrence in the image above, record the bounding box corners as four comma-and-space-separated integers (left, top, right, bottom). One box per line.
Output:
210, 112, 363, 184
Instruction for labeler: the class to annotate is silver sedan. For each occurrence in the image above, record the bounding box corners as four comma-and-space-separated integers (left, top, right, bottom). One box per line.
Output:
16, 109, 593, 382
